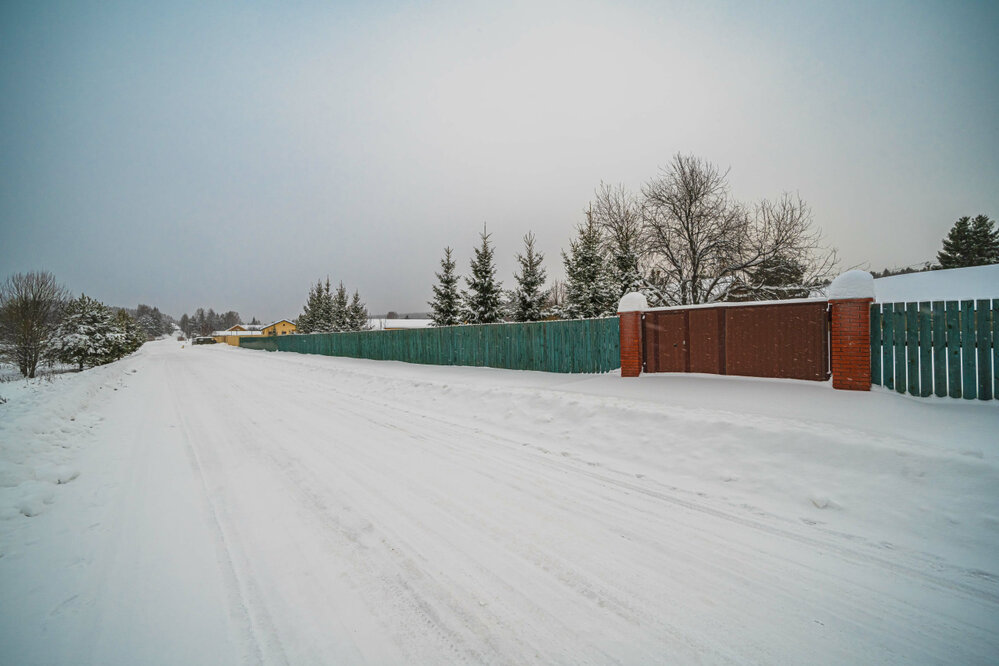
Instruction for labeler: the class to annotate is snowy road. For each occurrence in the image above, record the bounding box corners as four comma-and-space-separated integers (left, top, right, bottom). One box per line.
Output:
2, 340, 998, 664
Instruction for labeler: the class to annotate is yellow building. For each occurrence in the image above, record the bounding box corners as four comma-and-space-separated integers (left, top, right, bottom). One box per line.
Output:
213, 324, 262, 346
262, 319, 297, 336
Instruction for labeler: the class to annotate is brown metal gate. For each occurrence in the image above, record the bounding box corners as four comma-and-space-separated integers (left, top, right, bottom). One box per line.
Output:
642, 301, 829, 381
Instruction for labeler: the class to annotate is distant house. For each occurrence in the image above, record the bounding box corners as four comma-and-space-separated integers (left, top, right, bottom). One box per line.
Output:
212, 324, 263, 346
262, 319, 297, 336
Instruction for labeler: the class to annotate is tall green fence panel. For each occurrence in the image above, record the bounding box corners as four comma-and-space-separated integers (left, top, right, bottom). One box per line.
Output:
870, 299, 997, 400
240, 317, 621, 374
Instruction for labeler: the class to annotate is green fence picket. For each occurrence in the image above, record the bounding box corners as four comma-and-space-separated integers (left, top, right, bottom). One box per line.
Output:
918, 302, 932, 397
884, 305, 895, 388
892, 303, 906, 393
932, 302, 946, 397
978, 299, 993, 400
946, 302, 961, 398
961, 300, 977, 400
905, 303, 919, 395
870, 304, 882, 386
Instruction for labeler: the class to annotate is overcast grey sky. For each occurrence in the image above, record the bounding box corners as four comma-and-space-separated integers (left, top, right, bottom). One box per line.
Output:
2, 0, 997, 321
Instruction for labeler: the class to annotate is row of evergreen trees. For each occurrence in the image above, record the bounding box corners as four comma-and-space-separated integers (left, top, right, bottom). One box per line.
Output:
297, 278, 370, 333
429, 215, 621, 327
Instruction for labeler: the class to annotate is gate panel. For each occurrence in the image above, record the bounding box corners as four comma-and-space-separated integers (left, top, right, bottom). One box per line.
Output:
643, 311, 687, 373
689, 308, 725, 374
724, 302, 829, 380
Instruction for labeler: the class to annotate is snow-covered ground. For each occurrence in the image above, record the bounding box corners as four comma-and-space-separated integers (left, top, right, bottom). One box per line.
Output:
1, 340, 997, 664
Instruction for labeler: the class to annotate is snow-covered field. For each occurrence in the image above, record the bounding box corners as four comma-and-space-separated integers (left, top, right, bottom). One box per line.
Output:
1, 339, 997, 664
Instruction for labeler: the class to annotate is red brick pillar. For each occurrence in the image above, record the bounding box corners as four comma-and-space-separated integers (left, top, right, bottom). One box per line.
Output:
619, 311, 642, 377
830, 298, 873, 390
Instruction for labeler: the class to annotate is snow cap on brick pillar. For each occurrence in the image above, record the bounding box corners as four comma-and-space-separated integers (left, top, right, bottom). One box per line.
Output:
827, 270, 874, 391
618, 292, 647, 378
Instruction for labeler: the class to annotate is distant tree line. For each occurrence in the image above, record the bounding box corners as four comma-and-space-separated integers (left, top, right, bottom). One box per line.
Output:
296, 278, 370, 333
177, 309, 246, 338
0, 272, 150, 378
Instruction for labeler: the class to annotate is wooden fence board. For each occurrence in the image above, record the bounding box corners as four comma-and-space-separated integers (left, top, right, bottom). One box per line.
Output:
881, 304, 894, 390
893, 303, 906, 393
994, 300, 999, 400
978, 299, 993, 401
918, 302, 932, 397
932, 302, 947, 397
906, 303, 919, 395
961, 300, 977, 399
946, 301, 961, 398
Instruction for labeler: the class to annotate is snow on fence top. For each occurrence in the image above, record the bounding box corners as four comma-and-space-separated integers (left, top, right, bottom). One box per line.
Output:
873, 264, 999, 302
827, 270, 875, 300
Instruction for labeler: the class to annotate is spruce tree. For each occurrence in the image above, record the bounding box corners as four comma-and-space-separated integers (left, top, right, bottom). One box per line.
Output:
429, 247, 461, 326
561, 211, 618, 319
348, 290, 370, 331
463, 228, 504, 324
297, 280, 324, 333
317, 278, 335, 332
938, 214, 999, 268
331, 282, 350, 332
510, 232, 548, 322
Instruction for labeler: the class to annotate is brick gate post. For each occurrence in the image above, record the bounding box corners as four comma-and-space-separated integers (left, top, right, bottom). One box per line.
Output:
827, 270, 875, 391
618, 293, 648, 378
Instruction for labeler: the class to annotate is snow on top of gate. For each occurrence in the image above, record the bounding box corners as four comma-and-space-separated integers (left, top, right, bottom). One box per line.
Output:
640, 296, 828, 313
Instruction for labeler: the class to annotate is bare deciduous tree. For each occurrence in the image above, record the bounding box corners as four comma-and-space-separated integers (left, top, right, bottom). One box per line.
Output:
591, 182, 647, 300
607, 153, 838, 305
0, 271, 70, 377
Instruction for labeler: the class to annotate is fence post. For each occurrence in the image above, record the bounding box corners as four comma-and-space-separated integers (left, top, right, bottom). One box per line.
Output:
827, 270, 875, 391
618, 293, 648, 378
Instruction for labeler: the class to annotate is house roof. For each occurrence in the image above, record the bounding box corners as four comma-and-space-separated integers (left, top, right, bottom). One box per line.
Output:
263, 319, 296, 328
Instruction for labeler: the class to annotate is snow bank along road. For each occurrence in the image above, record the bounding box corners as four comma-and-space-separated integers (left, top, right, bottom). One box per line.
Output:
2, 340, 998, 665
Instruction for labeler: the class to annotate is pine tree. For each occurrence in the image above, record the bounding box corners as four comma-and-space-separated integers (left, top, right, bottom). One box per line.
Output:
561, 211, 618, 319
429, 247, 461, 327
510, 232, 548, 322
331, 282, 350, 332
463, 228, 504, 324
938, 215, 999, 268
56, 294, 124, 370
348, 290, 370, 331
112, 309, 145, 357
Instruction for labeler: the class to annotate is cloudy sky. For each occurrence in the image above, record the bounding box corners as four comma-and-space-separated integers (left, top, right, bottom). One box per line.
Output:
2, 0, 997, 320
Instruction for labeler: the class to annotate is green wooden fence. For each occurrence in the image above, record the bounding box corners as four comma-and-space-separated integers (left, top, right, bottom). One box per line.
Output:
239, 317, 621, 374
871, 299, 998, 400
